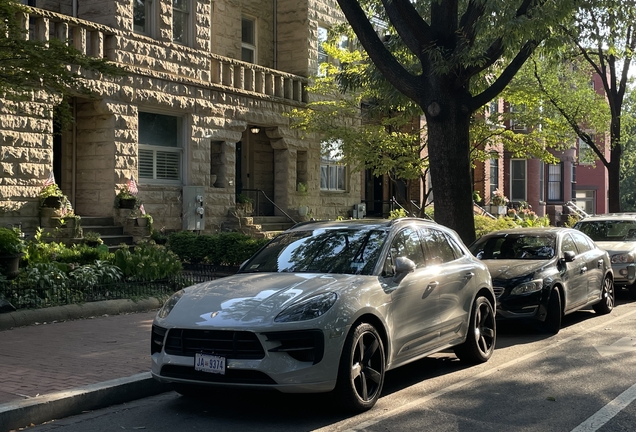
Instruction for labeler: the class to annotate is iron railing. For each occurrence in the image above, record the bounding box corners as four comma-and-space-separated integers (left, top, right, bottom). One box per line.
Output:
0, 264, 237, 311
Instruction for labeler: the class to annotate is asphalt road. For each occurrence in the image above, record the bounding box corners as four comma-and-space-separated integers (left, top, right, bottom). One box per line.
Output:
29, 293, 636, 432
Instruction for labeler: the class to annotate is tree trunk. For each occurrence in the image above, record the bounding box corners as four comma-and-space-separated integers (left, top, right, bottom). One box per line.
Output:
607, 148, 622, 213
425, 104, 475, 244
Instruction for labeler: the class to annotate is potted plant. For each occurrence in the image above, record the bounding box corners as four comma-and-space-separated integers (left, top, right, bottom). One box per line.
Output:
235, 193, 253, 215
39, 184, 64, 208
490, 189, 509, 215
0, 227, 25, 278
115, 185, 137, 209
83, 231, 103, 247
297, 182, 309, 217
137, 213, 153, 228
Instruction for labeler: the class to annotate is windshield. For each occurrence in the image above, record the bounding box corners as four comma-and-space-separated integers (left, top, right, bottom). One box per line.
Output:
575, 220, 636, 242
470, 234, 556, 260
239, 228, 388, 275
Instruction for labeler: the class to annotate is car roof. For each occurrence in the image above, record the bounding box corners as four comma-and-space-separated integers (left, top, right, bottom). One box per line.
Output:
288, 217, 438, 232
479, 227, 569, 237
578, 213, 636, 222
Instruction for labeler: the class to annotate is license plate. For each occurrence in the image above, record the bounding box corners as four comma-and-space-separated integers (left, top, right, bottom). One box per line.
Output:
194, 353, 226, 375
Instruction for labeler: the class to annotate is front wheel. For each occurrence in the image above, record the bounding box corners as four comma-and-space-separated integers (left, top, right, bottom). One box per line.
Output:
334, 322, 385, 412
453, 295, 496, 363
541, 288, 562, 335
593, 276, 614, 315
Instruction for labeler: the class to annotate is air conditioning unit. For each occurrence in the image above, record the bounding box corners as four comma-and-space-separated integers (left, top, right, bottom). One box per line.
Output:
352, 203, 366, 219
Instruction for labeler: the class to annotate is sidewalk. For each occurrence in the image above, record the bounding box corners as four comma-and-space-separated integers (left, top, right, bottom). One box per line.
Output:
0, 300, 171, 432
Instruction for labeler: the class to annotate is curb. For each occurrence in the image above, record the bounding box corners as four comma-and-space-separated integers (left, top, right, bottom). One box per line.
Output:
0, 298, 162, 331
0, 373, 171, 432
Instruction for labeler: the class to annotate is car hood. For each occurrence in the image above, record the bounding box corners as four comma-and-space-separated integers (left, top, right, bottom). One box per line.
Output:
482, 259, 549, 281
594, 241, 636, 254
156, 272, 363, 328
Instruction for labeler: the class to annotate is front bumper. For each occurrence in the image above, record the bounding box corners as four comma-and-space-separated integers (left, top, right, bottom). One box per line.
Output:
150, 325, 345, 394
610, 263, 636, 286
494, 288, 548, 322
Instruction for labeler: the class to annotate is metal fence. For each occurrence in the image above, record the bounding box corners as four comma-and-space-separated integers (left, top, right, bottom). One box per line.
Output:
0, 264, 238, 311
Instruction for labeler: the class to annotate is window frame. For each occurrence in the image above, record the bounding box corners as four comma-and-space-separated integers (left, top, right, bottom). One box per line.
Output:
133, 0, 154, 36
241, 16, 257, 63
172, 0, 191, 45
320, 140, 347, 192
510, 159, 527, 201
489, 158, 499, 199
317, 25, 329, 76
547, 163, 563, 202
137, 110, 186, 186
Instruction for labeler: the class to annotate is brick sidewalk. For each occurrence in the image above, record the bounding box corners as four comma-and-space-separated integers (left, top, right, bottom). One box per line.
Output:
0, 311, 156, 405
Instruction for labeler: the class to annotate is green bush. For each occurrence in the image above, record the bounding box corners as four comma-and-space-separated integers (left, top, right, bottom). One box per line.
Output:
111, 241, 182, 280
474, 215, 520, 240
167, 231, 268, 266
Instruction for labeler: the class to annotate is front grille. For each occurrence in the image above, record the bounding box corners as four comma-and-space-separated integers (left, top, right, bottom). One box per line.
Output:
493, 286, 505, 298
263, 330, 324, 364
164, 329, 265, 359
161, 365, 276, 384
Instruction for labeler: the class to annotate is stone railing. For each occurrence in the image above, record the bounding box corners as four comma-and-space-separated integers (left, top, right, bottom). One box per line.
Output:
18, 7, 308, 104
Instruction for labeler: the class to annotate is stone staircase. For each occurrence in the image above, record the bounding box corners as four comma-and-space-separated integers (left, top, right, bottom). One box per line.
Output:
81, 216, 134, 249
223, 215, 297, 238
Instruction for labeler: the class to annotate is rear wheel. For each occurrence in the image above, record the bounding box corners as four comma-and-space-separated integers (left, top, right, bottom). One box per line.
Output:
541, 288, 562, 335
334, 322, 385, 412
453, 295, 496, 363
593, 276, 614, 315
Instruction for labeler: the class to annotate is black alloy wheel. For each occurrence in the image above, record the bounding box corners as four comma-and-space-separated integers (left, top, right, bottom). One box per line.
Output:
541, 288, 562, 335
593, 276, 615, 315
454, 295, 496, 363
335, 322, 385, 412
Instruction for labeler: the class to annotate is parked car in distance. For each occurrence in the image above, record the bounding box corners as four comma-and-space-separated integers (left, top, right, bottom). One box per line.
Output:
151, 218, 496, 412
469, 228, 614, 334
574, 213, 636, 299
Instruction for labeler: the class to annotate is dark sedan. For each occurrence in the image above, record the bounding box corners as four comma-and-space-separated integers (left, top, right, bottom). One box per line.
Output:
470, 228, 614, 334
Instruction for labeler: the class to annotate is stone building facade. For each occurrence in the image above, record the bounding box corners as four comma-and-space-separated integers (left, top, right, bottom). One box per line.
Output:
1, 0, 361, 234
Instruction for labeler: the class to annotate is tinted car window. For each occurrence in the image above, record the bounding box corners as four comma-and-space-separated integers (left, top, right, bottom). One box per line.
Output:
241, 228, 387, 275
387, 228, 426, 269
571, 231, 592, 253
421, 228, 456, 264
575, 220, 636, 241
561, 234, 577, 255
445, 233, 465, 259
470, 234, 556, 260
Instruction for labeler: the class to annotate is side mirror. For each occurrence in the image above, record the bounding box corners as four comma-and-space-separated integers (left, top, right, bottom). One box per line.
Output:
562, 251, 576, 263
395, 257, 417, 277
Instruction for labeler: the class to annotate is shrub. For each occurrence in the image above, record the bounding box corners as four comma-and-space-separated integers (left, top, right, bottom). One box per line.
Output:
167, 231, 268, 266
111, 241, 182, 280
389, 208, 407, 219
0, 227, 25, 256
474, 215, 520, 240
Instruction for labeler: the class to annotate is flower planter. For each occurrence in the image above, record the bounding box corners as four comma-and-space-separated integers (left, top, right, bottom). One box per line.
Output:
298, 205, 309, 217
0, 253, 23, 279
118, 198, 137, 209
43, 196, 63, 208
137, 217, 148, 227
490, 205, 507, 215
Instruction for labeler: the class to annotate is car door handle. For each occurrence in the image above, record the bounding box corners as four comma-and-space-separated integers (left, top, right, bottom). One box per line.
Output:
463, 272, 474, 281
426, 281, 439, 290
580, 266, 587, 274
597, 259, 604, 268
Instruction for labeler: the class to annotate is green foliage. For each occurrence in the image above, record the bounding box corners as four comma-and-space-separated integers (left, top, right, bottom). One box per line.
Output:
38, 184, 64, 199
564, 214, 581, 228
474, 216, 522, 240
388, 208, 407, 219
167, 231, 268, 266
69, 260, 123, 288
236, 193, 253, 204
83, 231, 103, 245
621, 87, 636, 211
110, 242, 182, 280
0, 227, 25, 255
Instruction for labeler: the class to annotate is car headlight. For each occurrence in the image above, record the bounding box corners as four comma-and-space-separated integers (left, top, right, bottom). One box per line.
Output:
510, 279, 543, 296
274, 292, 337, 323
157, 290, 184, 319
611, 253, 634, 264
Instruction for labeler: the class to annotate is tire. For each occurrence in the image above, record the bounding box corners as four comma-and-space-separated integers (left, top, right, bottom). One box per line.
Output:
453, 295, 496, 363
541, 288, 562, 335
334, 322, 385, 412
593, 276, 614, 315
